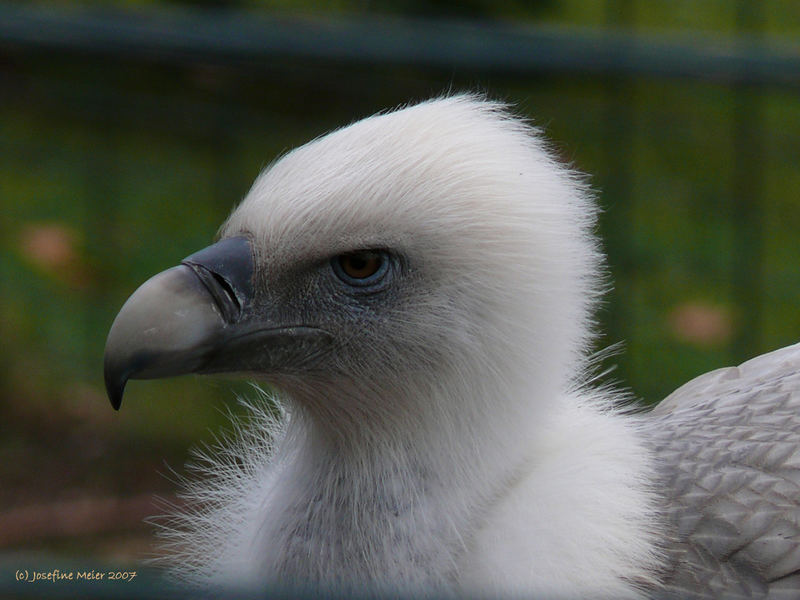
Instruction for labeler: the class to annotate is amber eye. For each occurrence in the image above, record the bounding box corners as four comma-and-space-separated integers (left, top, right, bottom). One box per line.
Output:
333, 251, 389, 286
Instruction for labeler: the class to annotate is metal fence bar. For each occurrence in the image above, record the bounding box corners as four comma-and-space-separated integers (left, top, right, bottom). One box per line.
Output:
600, 0, 637, 377
1, 2, 799, 85
730, 0, 766, 361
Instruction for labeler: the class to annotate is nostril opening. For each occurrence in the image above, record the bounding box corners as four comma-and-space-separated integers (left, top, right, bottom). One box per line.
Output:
212, 271, 241, 314
183, 263, 242, 324
180, 236, 254, 325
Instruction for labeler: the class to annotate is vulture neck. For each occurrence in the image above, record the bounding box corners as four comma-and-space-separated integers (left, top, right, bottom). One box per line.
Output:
253, 361, 563, 589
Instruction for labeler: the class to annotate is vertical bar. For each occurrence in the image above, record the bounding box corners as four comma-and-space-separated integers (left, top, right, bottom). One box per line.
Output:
83, 96, 119, 383
0, 109, 9, 400
730, 0, 764, 362
600, 0, 637, 392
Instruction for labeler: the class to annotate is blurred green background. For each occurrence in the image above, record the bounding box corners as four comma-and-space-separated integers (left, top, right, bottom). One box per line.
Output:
1, 0, 799, 574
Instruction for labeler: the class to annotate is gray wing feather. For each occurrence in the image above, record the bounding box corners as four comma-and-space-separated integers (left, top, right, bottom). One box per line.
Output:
644, 343, 800, 599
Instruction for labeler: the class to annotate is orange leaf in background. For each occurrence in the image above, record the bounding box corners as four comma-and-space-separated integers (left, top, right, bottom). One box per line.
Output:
18, 222, 90, 289
668, 301, 734, 348
19, 223, 77, 269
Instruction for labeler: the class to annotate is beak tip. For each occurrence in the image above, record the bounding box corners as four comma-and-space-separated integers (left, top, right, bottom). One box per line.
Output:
104, 364, 126, 411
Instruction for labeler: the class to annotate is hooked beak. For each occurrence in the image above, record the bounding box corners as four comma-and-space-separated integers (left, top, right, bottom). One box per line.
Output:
105, 235, 335, 410
104, 236, 256, 410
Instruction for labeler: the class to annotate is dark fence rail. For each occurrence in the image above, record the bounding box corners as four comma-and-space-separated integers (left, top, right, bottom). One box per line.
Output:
2, 3, 800, 84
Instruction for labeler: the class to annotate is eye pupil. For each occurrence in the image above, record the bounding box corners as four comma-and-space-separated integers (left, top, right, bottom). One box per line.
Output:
349, 256, 368, 272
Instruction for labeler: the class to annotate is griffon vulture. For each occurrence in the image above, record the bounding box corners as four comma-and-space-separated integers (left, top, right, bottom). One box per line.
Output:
104, 96, 800, 598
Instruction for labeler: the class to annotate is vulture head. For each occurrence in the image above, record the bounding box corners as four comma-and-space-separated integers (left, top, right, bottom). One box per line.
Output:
105, 96, 599, 441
